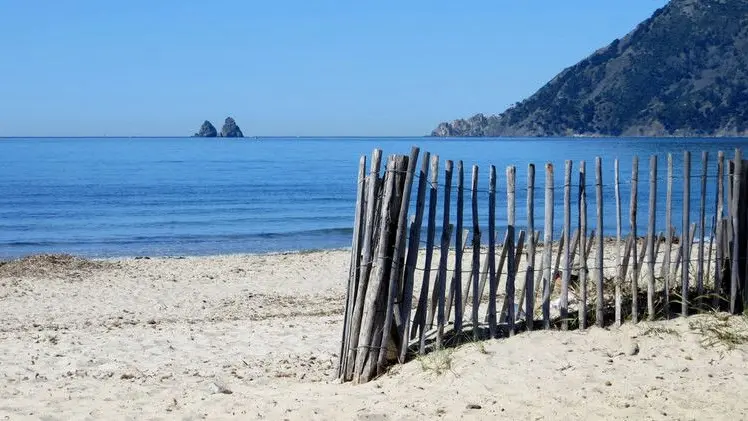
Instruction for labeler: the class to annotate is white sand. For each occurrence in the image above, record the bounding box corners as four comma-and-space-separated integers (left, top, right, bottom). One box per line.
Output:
1, 249, 747, 420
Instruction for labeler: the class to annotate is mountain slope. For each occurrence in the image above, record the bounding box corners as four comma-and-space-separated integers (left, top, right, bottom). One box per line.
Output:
432, 0, 748, 137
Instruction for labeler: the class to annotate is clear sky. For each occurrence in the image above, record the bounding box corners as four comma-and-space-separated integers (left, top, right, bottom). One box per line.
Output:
0, 0, 668, 137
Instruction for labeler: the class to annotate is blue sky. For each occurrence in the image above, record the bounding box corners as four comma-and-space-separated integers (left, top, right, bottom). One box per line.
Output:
0, 0, 668, 137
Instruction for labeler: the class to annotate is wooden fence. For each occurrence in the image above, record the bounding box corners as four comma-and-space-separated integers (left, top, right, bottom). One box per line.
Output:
337, 146, 748, 384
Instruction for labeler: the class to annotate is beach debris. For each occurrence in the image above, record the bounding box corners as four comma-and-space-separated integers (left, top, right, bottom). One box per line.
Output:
624, 340, 640, 356
208, 382, 233, 395
466, 404, 482, 410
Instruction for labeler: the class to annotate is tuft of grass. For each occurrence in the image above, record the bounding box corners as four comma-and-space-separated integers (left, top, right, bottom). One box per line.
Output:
641, 325, 680, 338
418, 348, 455, 376
688, 312, 748, 351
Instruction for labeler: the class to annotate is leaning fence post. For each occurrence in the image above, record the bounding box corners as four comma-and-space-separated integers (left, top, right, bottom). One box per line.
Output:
345, 149, 382, 381
398, 151, 430, 363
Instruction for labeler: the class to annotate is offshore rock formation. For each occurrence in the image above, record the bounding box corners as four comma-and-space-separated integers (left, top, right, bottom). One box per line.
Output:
220, 117, 244, 138
194, 120, 217, 137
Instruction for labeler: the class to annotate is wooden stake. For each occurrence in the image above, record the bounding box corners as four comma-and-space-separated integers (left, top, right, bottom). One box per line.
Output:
487, 165, 498, 337
630, 156, 639, 323
398, 151, 430, 362
435, 160, 453, 348
714, 151, 725, 309
542, 163, 554, 329
452, 161, 464, 332
697, 151, 708, 301
414, 155, 439, 354
647, 155, 657, 321
595, 157, 604, 327
730, 149, 742, 314
662, 154, 673, 319
345, 149, 381, 380
506, 166, 517, 334
578, 160, 588, 329
615, 159, 623, 326
525, 164, 536, 330
471, 165, 481, 340
683, 151, 691, 317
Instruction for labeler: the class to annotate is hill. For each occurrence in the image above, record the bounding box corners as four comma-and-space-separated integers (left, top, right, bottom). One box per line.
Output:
432, 0, 748, 137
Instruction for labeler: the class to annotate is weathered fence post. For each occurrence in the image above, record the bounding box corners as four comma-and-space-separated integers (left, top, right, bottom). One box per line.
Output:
630, 156, 639, 323
414, 155, 439, 355
345, 149, 382, 381
488, 166, 498, 337
561, 161, 572, 330
663, 154, 673, 318
683, 151, 691, 317
714, 151, 725, 310
697, 151, 708, 303
339, 155, 367, 378
436, 160, 454, 349
399, 151, 430, 362
647, 155, 657, 321
615, 159, 623, 326
595, 157, 604, 327
471, 166, 481, 340
452, 162, 464, 332
506, 166, 517, 334
525, 164, 536, 331
543, 163, 554, 329
578, 161, 588, 329
730, 149, 742, 314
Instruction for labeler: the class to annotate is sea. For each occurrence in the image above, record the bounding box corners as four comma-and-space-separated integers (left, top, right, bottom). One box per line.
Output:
1, 137, 747, 259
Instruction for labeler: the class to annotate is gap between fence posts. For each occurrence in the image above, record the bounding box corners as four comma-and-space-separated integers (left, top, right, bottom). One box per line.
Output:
578, 161, 588, 329
683, 151, 691, 317
595, 157, 604, 326
647, 155, 657, 321
543, 163, 554, 329
630, 156, 639, 323
615, 159, 623, 326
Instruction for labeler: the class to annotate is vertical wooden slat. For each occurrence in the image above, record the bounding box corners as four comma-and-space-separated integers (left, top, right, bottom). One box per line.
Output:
682, 151, 692, 317
487, 166, 498, 337
354, 155, 397, 384
578, 161, 588, 329
614, 159, 623, 326
435, 160, 454, 349
378, 148, 418, 374
339, 155, 367, 378
398, 151, 430, 363
414, 155, 439, 354
730, 149, 742, 314
697, 151, 708, 301
427, 224, 453, 330
662, 154, 673, 319
561, 160, 572, 330
526, 164, 536, 331
500, 230, 526, 322
542, 164, 554, 329
647, 155, 657, 321
471, 166, 481, 340
506, 166, 517, 335
446, 229, 469, 323
714, 151, 725, 309
346, 149, 382, 380
595, 157, 604, 327
452, 161, 464, 333
378, 153, 413, 375
630, 156, 639, 323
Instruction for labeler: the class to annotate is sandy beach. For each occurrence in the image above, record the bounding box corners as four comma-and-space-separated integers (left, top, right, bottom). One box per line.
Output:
1, 249, 747, 420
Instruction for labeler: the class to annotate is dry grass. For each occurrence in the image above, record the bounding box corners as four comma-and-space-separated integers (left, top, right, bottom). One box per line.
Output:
417, 348, 455, 376
689, 312, 748, 351
0, 254, 116, 279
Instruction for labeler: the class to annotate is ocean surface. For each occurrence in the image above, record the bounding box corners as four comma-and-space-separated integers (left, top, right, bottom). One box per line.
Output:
1, 137, 748, 258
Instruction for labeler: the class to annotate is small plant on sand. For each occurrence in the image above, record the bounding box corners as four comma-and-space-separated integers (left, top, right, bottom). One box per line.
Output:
688, 312, 748, 351
640, 324, 680, 338
418, 348, 455, 376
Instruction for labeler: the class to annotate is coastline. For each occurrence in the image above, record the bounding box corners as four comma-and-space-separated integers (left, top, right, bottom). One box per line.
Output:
1, 249, 747, 419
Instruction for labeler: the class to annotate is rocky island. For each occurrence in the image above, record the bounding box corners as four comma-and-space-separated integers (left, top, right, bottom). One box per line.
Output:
193, 117, 245, 138
432, 0, 748, 137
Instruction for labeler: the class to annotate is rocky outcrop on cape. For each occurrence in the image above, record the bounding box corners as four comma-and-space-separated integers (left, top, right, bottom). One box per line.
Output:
220, 117, 244, 138
194, 121, 218, 137
432, 0, 748, 137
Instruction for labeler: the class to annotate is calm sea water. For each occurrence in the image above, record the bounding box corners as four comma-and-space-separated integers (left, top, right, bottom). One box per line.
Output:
1, 137, 747, 258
